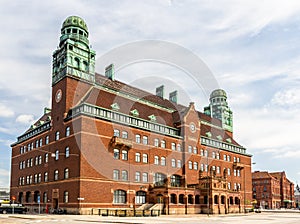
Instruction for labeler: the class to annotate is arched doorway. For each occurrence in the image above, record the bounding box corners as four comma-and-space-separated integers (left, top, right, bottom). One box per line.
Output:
156, 194, 164, 203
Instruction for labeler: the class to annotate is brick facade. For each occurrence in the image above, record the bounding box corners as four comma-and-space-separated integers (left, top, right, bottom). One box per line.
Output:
252, 171, 295, 209
10, 16, 253, 215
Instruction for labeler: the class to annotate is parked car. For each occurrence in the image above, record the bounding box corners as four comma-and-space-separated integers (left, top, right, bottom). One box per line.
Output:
0, 202, 27, 214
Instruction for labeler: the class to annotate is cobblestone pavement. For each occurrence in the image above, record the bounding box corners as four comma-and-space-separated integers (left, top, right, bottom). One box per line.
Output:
1, 212, 300, 224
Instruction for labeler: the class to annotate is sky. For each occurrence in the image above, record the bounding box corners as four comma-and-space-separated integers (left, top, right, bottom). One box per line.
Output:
1, 0, 300, 189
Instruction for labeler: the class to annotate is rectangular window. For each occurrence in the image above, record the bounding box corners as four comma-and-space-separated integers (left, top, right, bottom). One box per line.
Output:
188, 146, 192, 153
217, 166, 220, 174
223, 155, 227, 161
36, 140, 39, 148
200, 149, 204, 156
39, 139, 43, 147
161, 157, 166, 166
154, 156, 159, 165
171, 143, 176, 150
177, 144, 181, 151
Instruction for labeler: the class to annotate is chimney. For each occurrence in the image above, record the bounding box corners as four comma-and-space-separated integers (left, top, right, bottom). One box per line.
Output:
169, 90, 178, 104
105, 64, 115, 80
156, 85, 164, 98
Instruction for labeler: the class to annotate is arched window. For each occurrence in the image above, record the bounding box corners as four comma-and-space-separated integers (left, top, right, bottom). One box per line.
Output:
195, 195, 200, 204
33, 191, 40, 203
170, 175, 181, 187
161, 157, 166, 166
43, 192, 47, 203
65, 147, 70, 158
113, 190, 126, 204
44, 172, 48, 182
214, 195, 219, 204
113, 149, 119, 159
154, 173, 166, 186
74, 57, 80, 69
25, 191, 31, 203
170, 194, 177, 204
83, 61, 89, 72
55, 150, 59, 160
235, 197, 240, 205
121, 150, 128, 160
54, 170, 59, 181
121, 170, 128, 181
135, 134, 141, 143
188, 195, 193, 204
64, 168, 69, 179
221, 195, 226, 204
113, 169, 119, 180
154, 156, 159, 165
55, 131, 60, 141
135, 153, 141, 162
113, 129, 120, 137
229, 197, 234, 205
64, 191, 69, 203
179, 194, 185, 204
65, 127, 70, 137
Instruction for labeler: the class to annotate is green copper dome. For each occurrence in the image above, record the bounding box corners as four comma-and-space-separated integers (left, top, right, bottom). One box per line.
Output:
62, 16, 88, 33
59, 16, 89, 47
210, 89, 227, 99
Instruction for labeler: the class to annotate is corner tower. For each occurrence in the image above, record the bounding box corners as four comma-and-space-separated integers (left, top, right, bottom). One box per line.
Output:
52, 16, 96, 85
204, 89, 233, 132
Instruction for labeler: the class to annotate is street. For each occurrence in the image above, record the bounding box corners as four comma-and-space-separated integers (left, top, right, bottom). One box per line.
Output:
1, 212, 300, 224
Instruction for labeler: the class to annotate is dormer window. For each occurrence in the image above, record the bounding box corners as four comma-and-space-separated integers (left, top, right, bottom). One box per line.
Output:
111, 103, 120, 111
206, 132, 212, 138
131, 109, 139, 117
148, 114, 156, 122
226, 138, 232, 143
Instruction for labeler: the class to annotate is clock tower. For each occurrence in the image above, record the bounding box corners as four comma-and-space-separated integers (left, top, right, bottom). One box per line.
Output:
52, 16, 96, 85
51, 16, 96, 124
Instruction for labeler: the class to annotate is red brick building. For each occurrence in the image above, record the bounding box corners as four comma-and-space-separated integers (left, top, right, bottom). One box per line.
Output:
10, 16, 253, 215
252, 171, 295, 209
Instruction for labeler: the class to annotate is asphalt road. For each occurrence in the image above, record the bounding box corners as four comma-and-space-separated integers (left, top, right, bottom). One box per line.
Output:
1, 212, 300, 224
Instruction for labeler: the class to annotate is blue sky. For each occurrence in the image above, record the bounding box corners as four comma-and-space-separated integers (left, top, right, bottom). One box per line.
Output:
1, 0, 300, 188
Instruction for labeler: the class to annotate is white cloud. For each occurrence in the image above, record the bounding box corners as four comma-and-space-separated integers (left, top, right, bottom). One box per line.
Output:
271, 88, 300, 107
16, 114, 35, 125
0, 103, 14, 118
